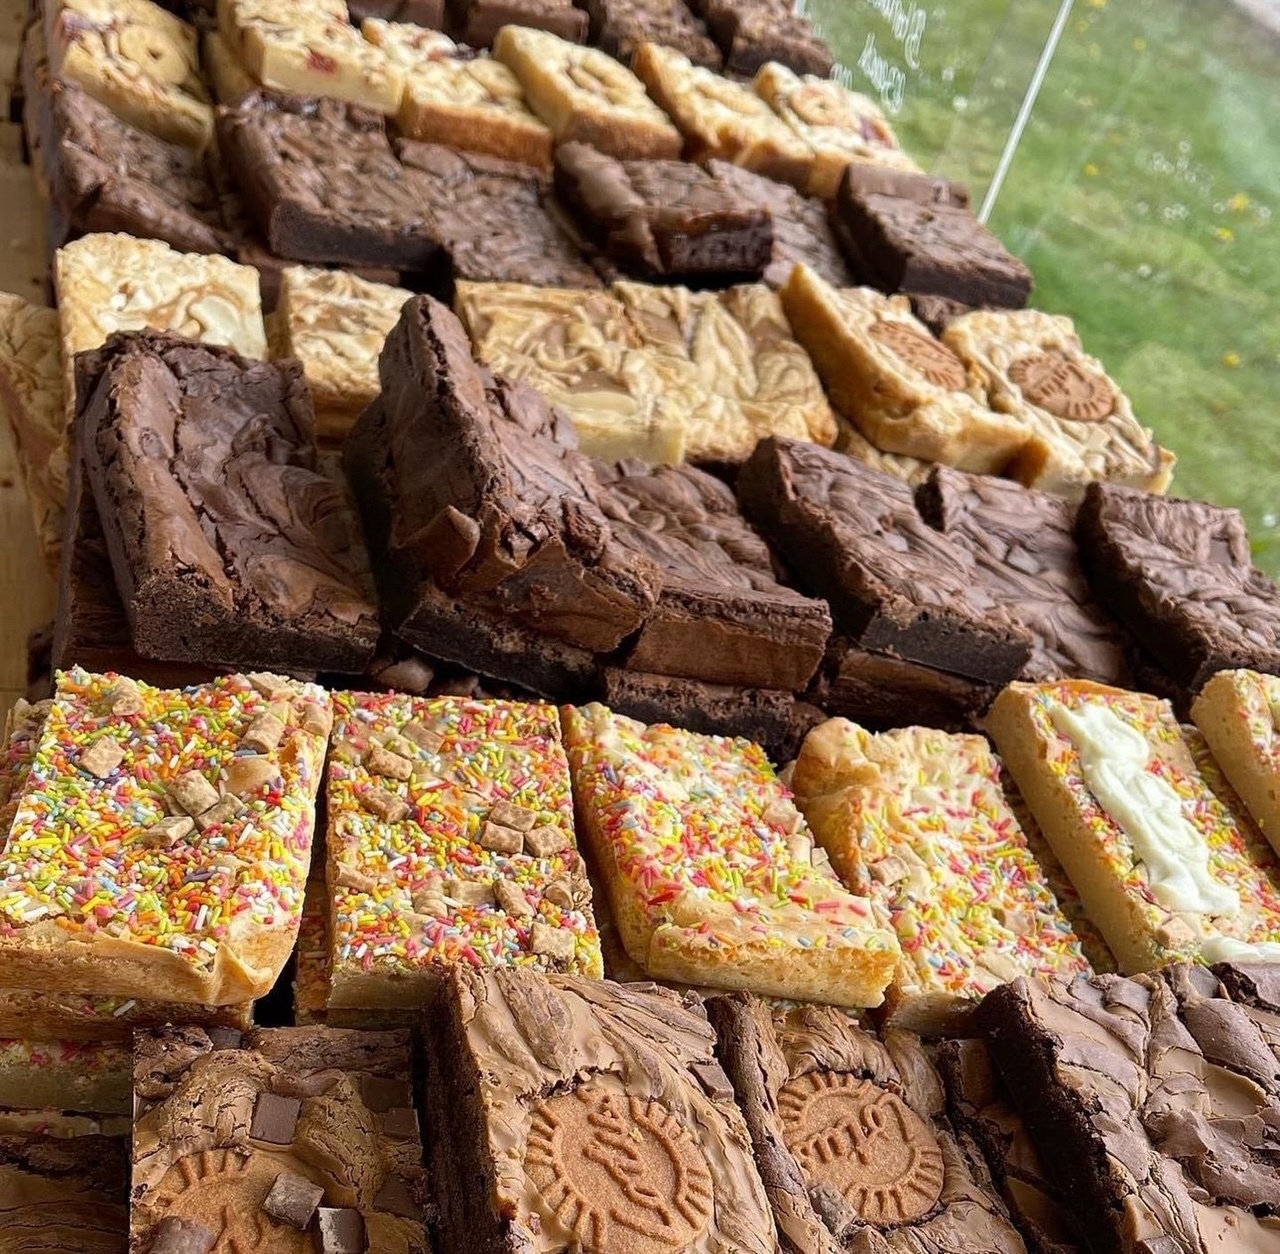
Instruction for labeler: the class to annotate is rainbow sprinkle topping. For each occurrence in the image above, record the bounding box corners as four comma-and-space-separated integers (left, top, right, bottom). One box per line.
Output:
326, 692, 602, 992
0, 668, 329, 971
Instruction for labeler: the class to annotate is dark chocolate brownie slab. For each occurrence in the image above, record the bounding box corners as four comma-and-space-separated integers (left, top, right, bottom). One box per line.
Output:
446, 0, 586, 46
349, 0, 445, 25
834, 165, 1032, 308
738, 438, 1033, 682
131, 1025, 430, 1253
217, 92, 440, 271
708, 160, 854, 290
1075, 482, 1280, 690
554, 142, 770, 281
394, 140, 601, 291
78, 331, 380, 672
917, 465, 1131, 685
426, 969, 776, 1254
702, 0, 833, 77
978, 972, 1280, 1254
584, 0, 720, 67
706, 994, 1027, 1254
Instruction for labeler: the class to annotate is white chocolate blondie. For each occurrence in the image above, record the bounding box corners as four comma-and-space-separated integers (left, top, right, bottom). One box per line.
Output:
781, 264, 1025, 473
44, 0, 213, 149
493, 25, 681, 160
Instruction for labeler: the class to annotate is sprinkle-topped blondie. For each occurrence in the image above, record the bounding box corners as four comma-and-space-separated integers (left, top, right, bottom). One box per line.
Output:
561, 703, 899, 1007
790, 717, 1091, 1032
987, 679, 1280, 973
0, 668, 331, 1005
325, 692, 602, 1010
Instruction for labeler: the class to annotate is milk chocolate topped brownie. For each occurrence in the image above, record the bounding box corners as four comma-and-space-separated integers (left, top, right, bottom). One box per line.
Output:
426, 969, 776, 1254
131, 1025, 430, 1254
978, 971, 1280, 1254
0, 1134, 127, 1253
834, 165, 1032, 308
584, 0, 720, 67
447, 0, 587, 47
707, 996, 1028, 1254
739, 438, 1033, 683
78, 331, 380, 672
1077, 484, 1280, 691
917, 465, 1131, 685
553, 143, 771, 282
701, 0, 833, 77
218, 92, 440, 270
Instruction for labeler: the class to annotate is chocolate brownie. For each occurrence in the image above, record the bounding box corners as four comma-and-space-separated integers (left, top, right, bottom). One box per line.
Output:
426, 969, 776, 1254
700, 0, 833, 77
77, 331, 381, 672
936, 1037, 1085, 1254
978, 971, 1280, 1254
599, 667, 824, 761
596, 457, 830, 688
359, 294, 661, 652
583, 0, 720, 67
809, 636, 997, 731
38, 77, 229, 255
553, 142, 770, 281
1075, 482, 1280, 690
917, 465, 1131, 685
706, 995, 1026, 1254
349, 0, 445, 25
395, 139, 601, 291
131, 1025, 429, 1254
217, 92, 440, 271
833, 165, 1033, 308
909, 293, 982, 335
707, 160, 854, 289
738, 438, 1033, 682
1211, 959, 1280, 1010
0, 1133, 127, 1253
446, 0, 586, 46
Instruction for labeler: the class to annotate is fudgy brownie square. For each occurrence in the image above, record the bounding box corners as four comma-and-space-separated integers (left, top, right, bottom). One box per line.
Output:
553, 142, 771, 281
426, 969, 777, 1254
700, 0, 833, 77
77, 330, 380, 672
583, 0, 719, 67
446, 0, 586, 47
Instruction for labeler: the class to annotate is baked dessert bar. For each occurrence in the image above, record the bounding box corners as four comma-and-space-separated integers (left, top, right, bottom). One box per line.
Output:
350, 0, 445, 26
1192, 668, 1280, 852
985, 679, 1280, 972
562, 702, 900, 1005
706, 995, 1028, 1253
585, 0, 720, 68
739, 438, 1034, 682
131, 1025, 429, 1252
780, 264, 1026, 474
326, 690, 601, 1009
455, 281, 693, 464
834, 164, 1032, 307
633, 41, 812, 186
708, 159, 854, 289
597, 458, 832, 689
978, 969, 1280, 1254
0, 1133, 127, 1250
218, 0, 405, 114
917, 464, 1131, 685
202, 28, 258, 103
833, 415, 932, 485
935, 1036, 1089, 1254
1075, 483, 1280, 689
276, 265, 411, 443
40, 79, 228, 256
447, 0, 587, 47
0, 293, 66, 573
700, 0, 833, 77
0, 667, 331, 1003
0, 1039, 131, 1116
790, 717, 1090, 1033
428, 969, 774, 1254
754, 62, 920, 199
614, 279, 837, 463
553, 143, 772, 281
395, 139, 602, 290
292, 879, 331, 1025
363, 18, 553, 166
217, 92, 439, 271
78, 332, 380, 672
44, 0, 213, 148
0, 1110, 129, 1137
493, 26, 680, 159
945, 308, 1175, 495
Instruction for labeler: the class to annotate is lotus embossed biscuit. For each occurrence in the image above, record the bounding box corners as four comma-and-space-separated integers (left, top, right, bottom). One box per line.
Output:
325, 691, 602, 1011
0, 668, 332, 1005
